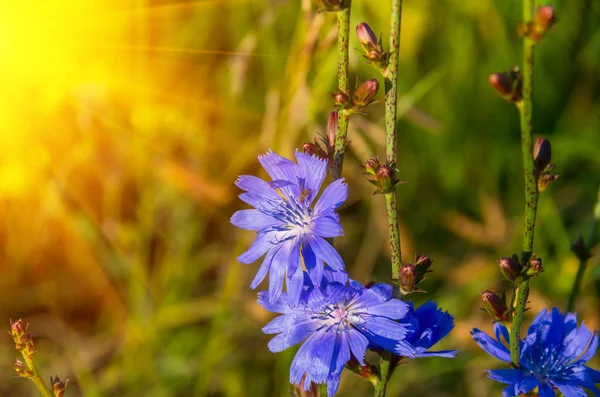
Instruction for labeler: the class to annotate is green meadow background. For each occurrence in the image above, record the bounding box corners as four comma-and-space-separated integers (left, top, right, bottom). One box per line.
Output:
0, 0, 598, 395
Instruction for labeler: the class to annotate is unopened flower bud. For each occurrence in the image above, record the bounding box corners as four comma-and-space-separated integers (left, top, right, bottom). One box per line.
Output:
526, 256, 543, 276
12, 359, 32, 378
9, 319, 34, 353
535, 5, 556, 32
415, 254, 433, 281
498, 256, 523, 283
51, 376, 69, 397
534, 138, 552, 174
330, 91, 351, 109
376, 165, 394, 193
571, 235, 592, 261
326, 111, 338, 150
353, 79, 379, 108
481, 290, 511, 323
363, 156, 381, 177
489, 67, 523, 103
357, 23, 378, 52
399, 264, 417, 294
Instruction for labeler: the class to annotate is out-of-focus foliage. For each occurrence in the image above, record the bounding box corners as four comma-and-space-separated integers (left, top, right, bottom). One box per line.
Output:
0, 0, 598, 396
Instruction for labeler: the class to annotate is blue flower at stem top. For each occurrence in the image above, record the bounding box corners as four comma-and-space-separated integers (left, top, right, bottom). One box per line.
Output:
231, 149, 348, 307
402, 301, 457, 358
471, 307, 600, 397
258, 270, 415, 397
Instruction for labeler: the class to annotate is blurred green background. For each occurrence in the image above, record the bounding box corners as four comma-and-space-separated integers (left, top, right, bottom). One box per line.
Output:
0, 0, 599, 396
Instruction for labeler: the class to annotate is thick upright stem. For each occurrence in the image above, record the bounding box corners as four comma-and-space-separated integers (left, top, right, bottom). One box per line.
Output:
331, 4, 352, 181
510, 0, 537, 368
376, 0, 403, 395
383, 0, 403, 279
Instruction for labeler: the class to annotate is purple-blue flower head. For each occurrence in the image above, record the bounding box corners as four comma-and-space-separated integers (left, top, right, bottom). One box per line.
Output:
471, 307, 600, 397
258, 271, 413, 396
402, 301, 457, 358
231, 150, 348, 307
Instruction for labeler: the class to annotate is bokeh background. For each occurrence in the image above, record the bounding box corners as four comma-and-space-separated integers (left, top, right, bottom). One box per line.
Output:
0, 0, 599, 396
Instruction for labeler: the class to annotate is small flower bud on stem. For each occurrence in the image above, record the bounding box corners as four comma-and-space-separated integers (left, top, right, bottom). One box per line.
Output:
498, 256, 524, 283
489, 67, 523, 103
481, 290, 511, 324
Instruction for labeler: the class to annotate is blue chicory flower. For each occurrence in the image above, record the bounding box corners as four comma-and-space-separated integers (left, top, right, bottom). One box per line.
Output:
471, 307, 600, 397
231, 149, 348, 307
258, 270, 414, 396
402, 301, 457, 358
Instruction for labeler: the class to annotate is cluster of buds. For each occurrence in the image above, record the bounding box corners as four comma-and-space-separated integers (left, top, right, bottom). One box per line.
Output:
302, 111, 338, 162
533, 138, 559, 192
480, 290, 511, 325
356, 22, 387, 71
9, 319, 36, 359
489, 66, 523, 103
398, 254, 433, 295
518, 5, 557, 42
363, 157, 405, 194
331, 79, 380, 113
498, 254, 543, 284
314, 0, 348, 12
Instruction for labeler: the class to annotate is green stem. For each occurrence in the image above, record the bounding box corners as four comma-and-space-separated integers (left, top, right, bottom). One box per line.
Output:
376, 0, 403, 395
510, 0, 537, 369
374, 352, 391, 397
331, 4, 351, 181
567, 186, 600, 312
385, 193, 402, 279
382, 0, 403, 277
23, 355, 54, 397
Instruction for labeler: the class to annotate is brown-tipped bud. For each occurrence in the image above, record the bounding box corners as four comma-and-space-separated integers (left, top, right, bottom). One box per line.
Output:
357, 23, 378, 51
51, 376, 69, 397
571, 235, 592, 261
9, 319, 33, 352
399, 264, 417, 294
346, 356, 378, 382
330, 91, 351, 109
376, 165, 394, 193
538, 172, 559, 192
415, 254, 433, 281
12, 359, 32, 378
315, 0, 345, 12
326, 111, 338, 150
489, 67, 523, 103
498, 256, 524, 283
363, 156, 381, 177
534, 138, 552, 174
353, 79, 379, 108
481, 290, 511, 323
535, 5, 556, 33
526, 256, 543, 276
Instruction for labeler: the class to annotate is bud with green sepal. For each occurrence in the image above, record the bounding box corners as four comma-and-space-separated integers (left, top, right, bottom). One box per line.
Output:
525, 255, 543, 277
498, 255, 524, 284
366, 163, 405, 195
481, 290, 512, 324
356, 22, 386, 71
302, 142, 328, 160
330, 90, 351, 109
362, 156, 381, 177
398, 264, 418, 295
352, 78, 380, 110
